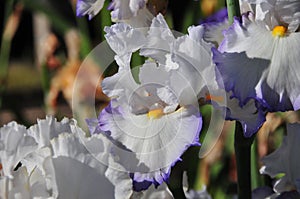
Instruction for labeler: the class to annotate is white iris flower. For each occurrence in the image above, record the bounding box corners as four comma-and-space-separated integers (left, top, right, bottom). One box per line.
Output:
88, 14, 220, 188
213, 1, 300, 112
1, 116, 172, 199
197, 9, 267, 137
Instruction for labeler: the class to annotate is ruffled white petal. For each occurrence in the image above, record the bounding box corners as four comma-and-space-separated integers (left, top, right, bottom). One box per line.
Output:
246, 0, 300, 32
0, 116, 139, 199
99, 102, 201, 184
119, 7, 154, 28
104, 23, 147, 58
172, 25, 213, 71
110, 0, 151, 27
139, 60, 199, 107
172, 25, 218, 100
140, 14, 175, 63
0, 122, 37, 177
48, 120, 136, 199
219, 15, 274, 59
203, 19, 229, 46
102, 55, 138, 101
1, 166, 50, 199
27, 116, 74, 148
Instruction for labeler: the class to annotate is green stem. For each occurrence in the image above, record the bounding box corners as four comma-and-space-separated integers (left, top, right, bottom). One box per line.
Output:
251, 139, 263, 189
226, 0, 241, 24
234, 121, 255, 199
167, 162, 186, 199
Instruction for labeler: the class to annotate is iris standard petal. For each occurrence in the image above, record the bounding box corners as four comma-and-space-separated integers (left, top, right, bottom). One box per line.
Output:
104, 22, 147, 57
140, 14, 175, 63
110, 0, 153, 28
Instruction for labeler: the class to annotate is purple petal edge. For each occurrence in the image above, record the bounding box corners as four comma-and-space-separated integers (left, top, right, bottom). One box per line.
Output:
95, 102, 203, 187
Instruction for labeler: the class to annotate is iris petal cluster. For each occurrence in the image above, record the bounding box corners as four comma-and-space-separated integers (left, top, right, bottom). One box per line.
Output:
214, 0, 300, 112
87, 14, 218, 188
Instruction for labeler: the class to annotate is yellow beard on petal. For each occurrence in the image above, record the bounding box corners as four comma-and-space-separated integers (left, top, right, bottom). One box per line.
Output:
272, 26, 287, 37
148, 109, 164, 119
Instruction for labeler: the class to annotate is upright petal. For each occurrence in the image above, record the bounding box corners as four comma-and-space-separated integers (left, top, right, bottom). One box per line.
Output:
140, 14, 175, 63
104, 22, 147, 57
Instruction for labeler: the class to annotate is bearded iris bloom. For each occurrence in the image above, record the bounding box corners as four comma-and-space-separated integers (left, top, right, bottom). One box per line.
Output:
196, 8, 266, 137
1, 117, 164, 199
213, 1, 300, 112
85, 14, 232, 189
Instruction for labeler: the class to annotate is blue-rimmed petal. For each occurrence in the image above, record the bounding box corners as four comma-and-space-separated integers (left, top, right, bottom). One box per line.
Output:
95, 102, 202, 186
